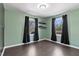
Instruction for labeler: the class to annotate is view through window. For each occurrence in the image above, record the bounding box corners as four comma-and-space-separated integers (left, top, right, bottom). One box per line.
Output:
55, 17, 63, 42
29, 18, 35, 42
55, 17, 63, 34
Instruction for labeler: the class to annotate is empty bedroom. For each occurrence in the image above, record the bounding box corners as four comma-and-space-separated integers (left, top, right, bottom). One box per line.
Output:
0, 2, 79, 56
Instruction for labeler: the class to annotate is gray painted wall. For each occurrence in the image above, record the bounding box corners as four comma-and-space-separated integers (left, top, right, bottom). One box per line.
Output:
4, 5, 46, 46
44, 8, 79, 48
4, 4, 79, 48
0, 3, 4, 55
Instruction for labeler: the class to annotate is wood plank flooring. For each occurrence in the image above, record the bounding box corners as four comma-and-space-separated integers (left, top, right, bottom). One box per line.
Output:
3, 40, 79, 56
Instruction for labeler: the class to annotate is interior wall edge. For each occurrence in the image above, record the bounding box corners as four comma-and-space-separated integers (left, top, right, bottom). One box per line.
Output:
0, 3, 5, 56
46, 38, 79, 50
4, 6, 46, 46
48, 7, 79, 18
3, 39, 79, 56
4, 39, 45, 49
45, 8, 79, 48
1, 47, 5, 56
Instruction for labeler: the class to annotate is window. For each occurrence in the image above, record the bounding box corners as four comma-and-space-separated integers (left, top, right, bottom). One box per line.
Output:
29, 18, 35, 34
55, 17, 63, 34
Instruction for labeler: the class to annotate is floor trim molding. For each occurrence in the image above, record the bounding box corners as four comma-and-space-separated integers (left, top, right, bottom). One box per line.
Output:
4, 39, 44, 49
3, 39, 44, 56
1, 47, 5, 56
2, 39, 79, 56
4, 39, 79, 49
4, 43, 24, 49
47, 39, 79, 49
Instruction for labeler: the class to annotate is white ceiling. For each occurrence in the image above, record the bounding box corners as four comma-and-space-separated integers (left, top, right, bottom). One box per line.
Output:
4, 3, 79, 17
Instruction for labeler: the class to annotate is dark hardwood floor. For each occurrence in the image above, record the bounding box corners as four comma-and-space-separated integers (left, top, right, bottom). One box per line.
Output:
3, 40, 79, 56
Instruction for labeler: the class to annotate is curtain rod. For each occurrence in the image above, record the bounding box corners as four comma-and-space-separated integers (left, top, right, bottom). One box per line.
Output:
25, 16, 38, 19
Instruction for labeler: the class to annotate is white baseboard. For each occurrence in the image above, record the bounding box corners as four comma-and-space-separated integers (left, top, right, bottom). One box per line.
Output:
4, 39, 45, 49
23, 39, 44, 45
1, 47, 5, 56
4, 43, 24, 49
2, 39, 44, 56
2, 39, 79, 56
47, 39, 79, 49
5, 38, 79, 50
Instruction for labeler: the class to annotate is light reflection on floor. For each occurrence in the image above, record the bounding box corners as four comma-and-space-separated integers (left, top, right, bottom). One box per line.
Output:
27, 45, 36, 56
52, 46, 64, 56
